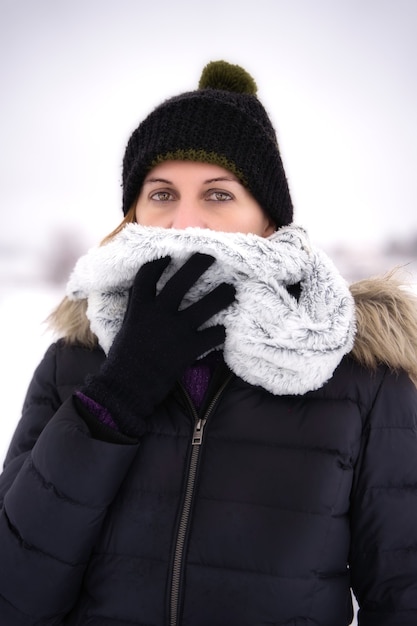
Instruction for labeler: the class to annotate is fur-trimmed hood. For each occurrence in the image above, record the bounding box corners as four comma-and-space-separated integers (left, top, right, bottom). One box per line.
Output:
350, 271, 417, 385
63, 224, 417, 392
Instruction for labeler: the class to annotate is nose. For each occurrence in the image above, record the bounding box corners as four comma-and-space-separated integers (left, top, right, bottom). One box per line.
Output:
171, 202, 206, 229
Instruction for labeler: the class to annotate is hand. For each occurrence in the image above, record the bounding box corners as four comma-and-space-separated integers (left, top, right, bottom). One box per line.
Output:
80, 253, 235, 437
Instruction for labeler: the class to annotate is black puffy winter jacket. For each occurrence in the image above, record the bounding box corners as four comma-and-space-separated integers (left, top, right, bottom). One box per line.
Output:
1, 339, 417, 625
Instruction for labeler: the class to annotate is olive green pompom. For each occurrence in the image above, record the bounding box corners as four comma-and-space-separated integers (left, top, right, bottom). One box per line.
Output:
198, 60, 257, 95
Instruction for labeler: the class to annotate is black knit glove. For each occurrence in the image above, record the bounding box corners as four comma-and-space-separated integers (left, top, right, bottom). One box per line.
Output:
80, 253, 235, 437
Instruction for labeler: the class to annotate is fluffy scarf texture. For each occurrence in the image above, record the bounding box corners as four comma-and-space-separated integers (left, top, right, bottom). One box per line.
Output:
67, 224, 356, 395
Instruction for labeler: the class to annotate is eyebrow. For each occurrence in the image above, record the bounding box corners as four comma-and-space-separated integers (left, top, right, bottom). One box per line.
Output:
204, 176, 241, 184
143, 176, 241, 185
143, 178, 173, 185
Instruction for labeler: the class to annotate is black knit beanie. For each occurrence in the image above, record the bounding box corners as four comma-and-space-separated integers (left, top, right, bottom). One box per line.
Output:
122, 60, 293, 227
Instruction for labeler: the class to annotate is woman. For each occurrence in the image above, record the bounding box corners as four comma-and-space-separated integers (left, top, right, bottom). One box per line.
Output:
1, 60, 417, 626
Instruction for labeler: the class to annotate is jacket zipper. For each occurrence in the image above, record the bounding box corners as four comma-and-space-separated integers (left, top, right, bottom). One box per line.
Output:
169, 373, 233, 626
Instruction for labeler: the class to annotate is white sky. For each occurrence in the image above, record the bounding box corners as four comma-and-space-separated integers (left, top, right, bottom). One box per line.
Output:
1, 0, 417, 255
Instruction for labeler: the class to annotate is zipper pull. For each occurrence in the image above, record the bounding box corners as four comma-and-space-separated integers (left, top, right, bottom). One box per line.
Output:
192, 418, 207, 446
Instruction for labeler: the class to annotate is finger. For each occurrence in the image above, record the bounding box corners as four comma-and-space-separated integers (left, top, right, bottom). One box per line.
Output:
194, 324, 227, 356
184, 283, 236, 327
159, 253, 216, 309
131, 256, 172, 300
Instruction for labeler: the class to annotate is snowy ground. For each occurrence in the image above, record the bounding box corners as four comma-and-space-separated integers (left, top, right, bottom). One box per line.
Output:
0, 284, 61, 462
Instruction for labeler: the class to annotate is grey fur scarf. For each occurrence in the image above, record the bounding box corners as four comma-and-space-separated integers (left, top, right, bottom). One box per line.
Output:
67, 224, 356, 395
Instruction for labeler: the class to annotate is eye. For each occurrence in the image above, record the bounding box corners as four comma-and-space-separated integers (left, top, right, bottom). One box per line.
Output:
149, 190, 175, 202
206, 189, 234, 202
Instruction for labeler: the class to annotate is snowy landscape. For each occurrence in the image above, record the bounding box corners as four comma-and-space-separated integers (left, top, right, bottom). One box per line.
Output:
2, 2, 417, 622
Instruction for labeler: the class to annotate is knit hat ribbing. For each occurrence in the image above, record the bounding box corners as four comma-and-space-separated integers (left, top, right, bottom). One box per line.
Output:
122, 60, 293, 227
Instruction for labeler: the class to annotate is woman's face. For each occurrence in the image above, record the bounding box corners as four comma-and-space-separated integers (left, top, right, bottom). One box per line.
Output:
134, 161, 275, 237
